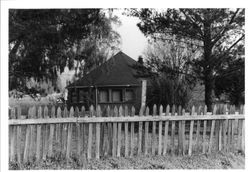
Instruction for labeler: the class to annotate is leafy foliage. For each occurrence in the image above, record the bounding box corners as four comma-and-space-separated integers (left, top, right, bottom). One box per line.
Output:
9, 9, 121, 92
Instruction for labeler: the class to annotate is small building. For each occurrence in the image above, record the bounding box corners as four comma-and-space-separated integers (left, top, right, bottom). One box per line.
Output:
66, 51, 148, 112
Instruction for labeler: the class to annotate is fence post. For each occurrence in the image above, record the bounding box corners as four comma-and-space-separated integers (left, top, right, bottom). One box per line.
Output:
240, 105, 245, 152
48, 106, 55, 158
208, 105, 217, 154
35, 106, 42, 162
124, 106, 129, 157
188, 106, 195, 156
158, 105, 163, 155
130, 107, 135, 157
163, 105, 170, 155
170, 105, 176, 155
202, 105, 207, 154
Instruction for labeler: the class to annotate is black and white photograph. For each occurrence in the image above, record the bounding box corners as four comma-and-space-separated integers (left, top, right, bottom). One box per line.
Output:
1, 0, 246, 170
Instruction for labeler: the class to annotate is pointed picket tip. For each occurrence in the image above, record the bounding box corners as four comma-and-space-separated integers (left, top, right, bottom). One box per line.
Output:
166, 105, 170, 116
159, 105, 163, 116
10, 107, 16, 119
96, 105, 101, 117
124, 106, 128, 116
69, 106, 74, 117
114, 106, 118, 117
198, 106, 202, 115
57, 107, 62, 117
191, 106, 195, 115
153, 104, 157, 116
81, 106, 85, 112
203, 105, 207, 115
37, 106, 42, 118
131, 106, 135, 116
146, 106, 149, 116
171, 104, 176, 113
212, 105, 217, 115
51, 106, 56, 118
182, 108, 186, 116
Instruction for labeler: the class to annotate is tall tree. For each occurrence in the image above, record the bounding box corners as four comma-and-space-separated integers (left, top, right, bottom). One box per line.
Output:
9, 9, 120, 92
129, 8, 245, 110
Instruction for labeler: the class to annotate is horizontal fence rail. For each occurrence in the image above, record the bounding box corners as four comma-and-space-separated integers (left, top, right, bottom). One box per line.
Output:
9, 114, 244, 125
9, 104, 245, 165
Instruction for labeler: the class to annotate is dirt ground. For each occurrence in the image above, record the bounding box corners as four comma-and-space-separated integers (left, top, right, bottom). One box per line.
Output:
9, 151, 244, 170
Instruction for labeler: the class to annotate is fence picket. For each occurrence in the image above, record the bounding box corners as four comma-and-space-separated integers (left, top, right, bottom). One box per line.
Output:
107, 106, 113, 156
10, 107, 16, 162
152, 104, 157, 155
144, 107, 149, 155
171, 105, 176, 155
75, 107, 81, 158
87, 105, 94, 159
195, 106, 201, 152
163, 105, 170, 155
62, 108, 68, 157
223, 105, 228, 151
80, 106, 87, 164
208, 105, 217, 153
29, 106, 36, 160
66, 107, 74, 161
23, 107, 32, 163
138, 106, 144, 155
95, 106, 101, 159
130, 107, 135, 157
178, 105, 182, 155
8, 104, 245, 162
117, 106, 123, 157
158, 105, 163, 155
202, 106, 207, 154
112, 106, 118, 157
56, 107, 62, 154
241, 106, 245, 152
188, 106, 195, 156
16, 107, 22, 163
48, 106, 55, 158
182, 109, 186, 155
125, 106, 129, 157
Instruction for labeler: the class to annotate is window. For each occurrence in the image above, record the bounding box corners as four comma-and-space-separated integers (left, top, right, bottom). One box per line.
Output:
125, 89, 134, 101
112, 89, 122, 102
79, 90, 85, 103
99, 90, 109, 103
72, 90, 77, 103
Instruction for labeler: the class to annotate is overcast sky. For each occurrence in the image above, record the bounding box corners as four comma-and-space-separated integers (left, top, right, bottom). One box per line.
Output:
113, 10, 148, 60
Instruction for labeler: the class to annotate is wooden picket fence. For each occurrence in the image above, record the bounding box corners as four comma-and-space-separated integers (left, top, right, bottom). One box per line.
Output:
9, 104, 245, 164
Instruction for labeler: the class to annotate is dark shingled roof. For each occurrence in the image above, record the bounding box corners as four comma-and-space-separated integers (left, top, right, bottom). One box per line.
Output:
68, 51, 143, 87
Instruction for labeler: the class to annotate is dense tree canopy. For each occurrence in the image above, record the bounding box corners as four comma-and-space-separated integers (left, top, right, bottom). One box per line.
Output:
9, 9, 121, 92
129, 8, 245, 110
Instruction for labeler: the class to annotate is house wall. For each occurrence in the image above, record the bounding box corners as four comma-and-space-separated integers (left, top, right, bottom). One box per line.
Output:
67, 86, 142, 115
